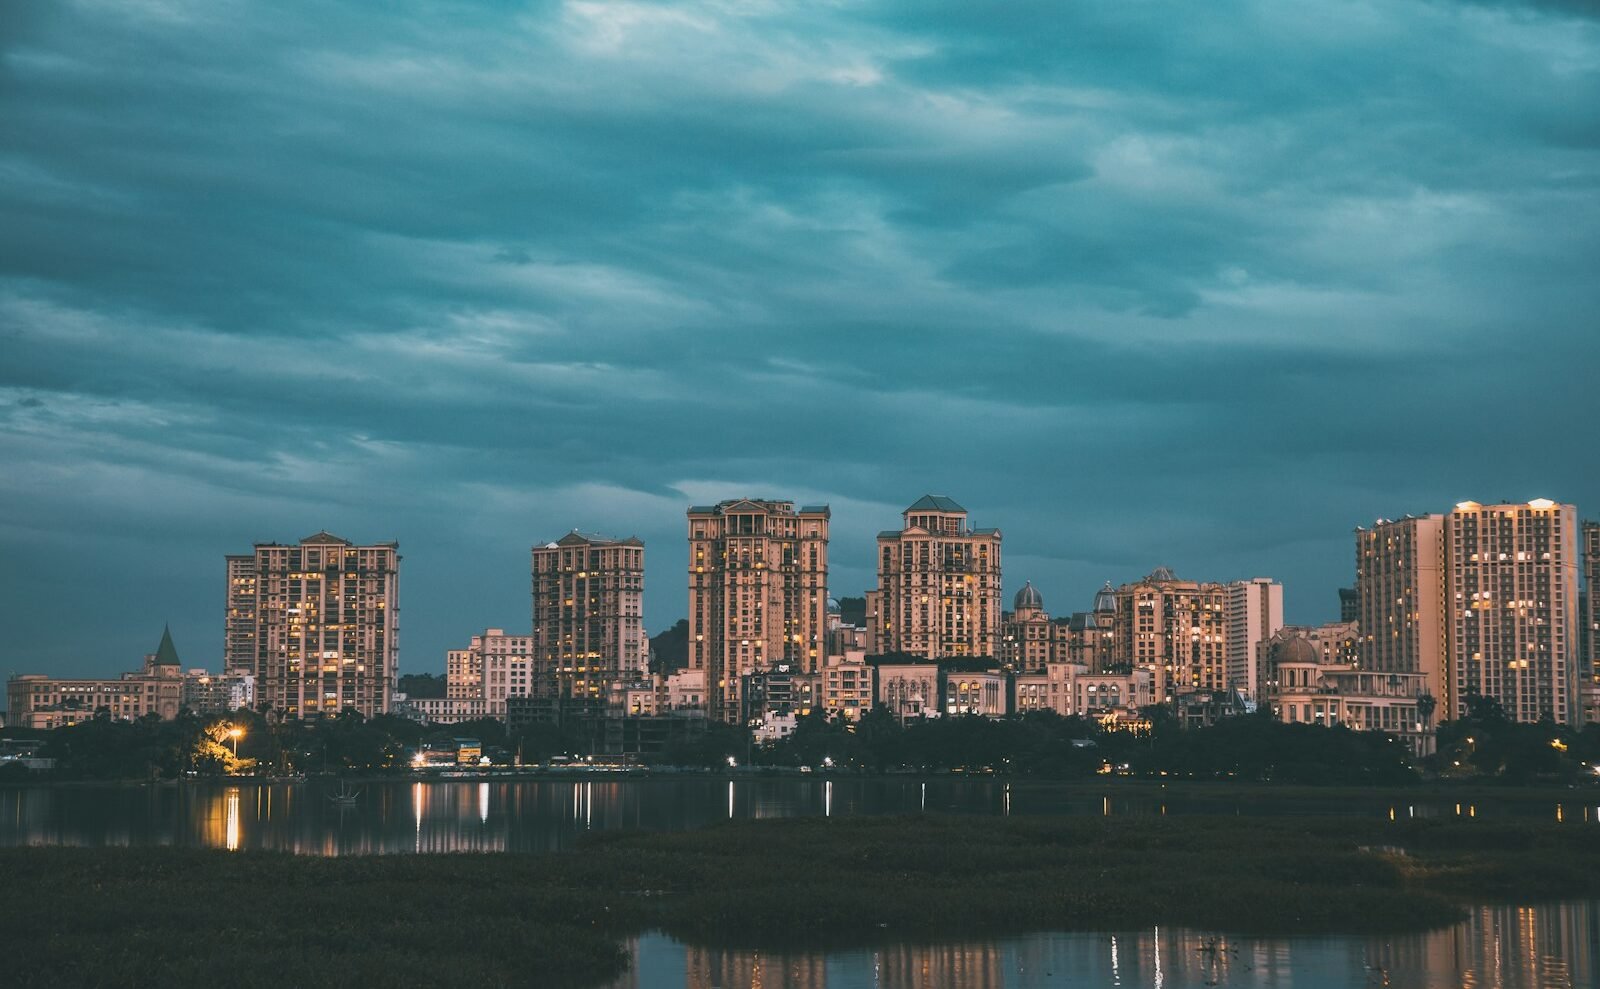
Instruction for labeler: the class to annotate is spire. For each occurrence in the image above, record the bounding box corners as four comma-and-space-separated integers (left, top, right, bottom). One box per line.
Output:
154, 623, 181, 666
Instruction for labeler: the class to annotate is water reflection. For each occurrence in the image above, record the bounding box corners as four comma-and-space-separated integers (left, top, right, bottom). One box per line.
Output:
607, 901, 1599, 988
2, 779, 1597, 856
225, 787, 239, 851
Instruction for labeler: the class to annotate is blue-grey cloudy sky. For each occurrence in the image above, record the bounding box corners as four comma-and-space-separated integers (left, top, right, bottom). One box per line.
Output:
3, 0, 1598, 676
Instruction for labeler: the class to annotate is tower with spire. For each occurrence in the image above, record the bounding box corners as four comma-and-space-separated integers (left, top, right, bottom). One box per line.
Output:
144, 624, 184, 679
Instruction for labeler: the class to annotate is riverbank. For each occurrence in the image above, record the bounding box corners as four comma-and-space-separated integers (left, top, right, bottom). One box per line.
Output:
5, 814, 1600, 988
7, 768, 1598, 805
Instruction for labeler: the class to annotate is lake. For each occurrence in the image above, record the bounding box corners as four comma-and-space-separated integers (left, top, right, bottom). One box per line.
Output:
604, 900, 1599, 988
2, 776, 1596, 854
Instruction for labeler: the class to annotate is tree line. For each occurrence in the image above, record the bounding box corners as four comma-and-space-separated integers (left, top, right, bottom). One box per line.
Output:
6, 694, 1598, 785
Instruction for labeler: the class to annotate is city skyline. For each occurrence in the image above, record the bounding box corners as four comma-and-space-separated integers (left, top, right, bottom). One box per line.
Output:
5, 490, 1591, 680
4, 2, 1598, 676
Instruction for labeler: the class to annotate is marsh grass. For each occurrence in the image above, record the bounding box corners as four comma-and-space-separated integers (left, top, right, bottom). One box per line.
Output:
6, 814, 1599, 988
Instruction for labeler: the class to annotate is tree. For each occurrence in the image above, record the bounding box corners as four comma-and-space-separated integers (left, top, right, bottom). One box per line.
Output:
649, 619, 690, 674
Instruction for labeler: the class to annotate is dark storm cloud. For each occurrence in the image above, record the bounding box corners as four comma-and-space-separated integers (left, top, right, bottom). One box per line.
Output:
2, 0, 1597, 673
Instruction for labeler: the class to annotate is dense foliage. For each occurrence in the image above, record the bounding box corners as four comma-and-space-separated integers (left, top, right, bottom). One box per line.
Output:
395, 672, 447, 698
749, 707, 1420, 783
9, 691, 1600, 785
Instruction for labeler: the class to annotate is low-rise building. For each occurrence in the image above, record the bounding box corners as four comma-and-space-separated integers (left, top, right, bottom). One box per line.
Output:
875, 662, 941, 722
182, 669, 256, 714
6, 627, 187, 729
820, 650, 874, 720
399, 697, 489, 725
945, 672, 1006, 717
1264, 626, 1435, 755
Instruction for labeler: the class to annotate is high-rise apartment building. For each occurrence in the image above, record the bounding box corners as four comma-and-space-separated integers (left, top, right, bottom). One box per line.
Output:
1354, 514, 1448, 713
1110, 568, 1227, 703
531, 531, 646, 710
224, 554, 258, 674
867, 496, 1002, 660
687, 500, 830, 723
1582, 521, 1600, 723
1445, 500, 1578, 724
1226, 578, 1284, 700
226, 532, 400, 719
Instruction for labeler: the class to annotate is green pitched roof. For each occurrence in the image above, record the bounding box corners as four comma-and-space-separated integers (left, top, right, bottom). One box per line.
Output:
154, 624, 181, 666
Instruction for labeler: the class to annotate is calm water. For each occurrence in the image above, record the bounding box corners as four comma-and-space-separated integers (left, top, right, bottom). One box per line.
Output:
604, 901, 1600, 989
1, 776, 1596, 854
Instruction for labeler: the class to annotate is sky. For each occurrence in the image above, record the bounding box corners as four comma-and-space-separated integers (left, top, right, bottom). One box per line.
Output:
2, 0, 1598, 677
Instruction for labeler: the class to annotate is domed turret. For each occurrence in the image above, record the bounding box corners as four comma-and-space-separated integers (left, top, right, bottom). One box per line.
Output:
826, 597, 842, 615
1013, 581, 1044, 613
1146, 566, 1177, 583
1279, 636, 1320, 666
1092, 581, 1117, 614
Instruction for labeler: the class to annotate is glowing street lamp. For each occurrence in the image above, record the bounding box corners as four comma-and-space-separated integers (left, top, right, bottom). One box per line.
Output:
228, 727, 243, 759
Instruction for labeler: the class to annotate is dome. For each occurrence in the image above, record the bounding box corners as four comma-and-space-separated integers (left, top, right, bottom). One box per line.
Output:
1146, 566, 1177, 583
1278, 636, 1320, 665
825, 597, 842, 615
1092, 581, 1117, 614
1013, 581, 1044, 612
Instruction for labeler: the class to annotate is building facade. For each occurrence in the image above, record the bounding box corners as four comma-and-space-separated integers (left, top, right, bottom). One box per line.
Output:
867, 495, 1001, 660
224, 554, 257, 674
531, 531, 646, 712
687, 500, 830, 723
1266, 622, 1432, 754
444, 628, 538, 718
1001, 582, 1054, 672
182, 670, 256, 715
227, 532, 400, 719
1111, 568, 1228, 704
1354, 514, 1448, 714
1582, 521, 1600, 724
1445, 500, 1578, 724
6, 627, 186, 729
1225, 578, 1284, 700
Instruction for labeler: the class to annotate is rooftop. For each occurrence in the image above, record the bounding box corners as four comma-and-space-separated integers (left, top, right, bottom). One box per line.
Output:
906, 494, 966, 514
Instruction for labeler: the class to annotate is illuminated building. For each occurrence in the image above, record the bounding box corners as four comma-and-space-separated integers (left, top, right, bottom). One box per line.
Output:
1582, 521, 1600, 723
1110, 568, 1228, 704
6, 626, 186, 729
1225, 577, 1283, 700
1354, 514, 1447, 714
1001, 581, 1054, 672
182, 669, 256, 714
531, 531, 646, 713
867, 495, 1002, 660
874, 662, 940, 722
946, 671, 1006, 716
228, 532, 399, 718
1063, 583, 1119, 671
1445, 500, 1578, 723
686, 499, 830, 723
224, 554, 257, 673
820, 649, 873, 720
1263, 622, 1435, 754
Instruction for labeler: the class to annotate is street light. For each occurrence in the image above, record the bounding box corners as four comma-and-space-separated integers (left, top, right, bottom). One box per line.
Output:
228, 727, 243, 759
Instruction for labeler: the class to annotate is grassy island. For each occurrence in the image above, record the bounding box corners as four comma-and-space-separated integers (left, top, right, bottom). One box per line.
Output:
7, 814, 1600, 988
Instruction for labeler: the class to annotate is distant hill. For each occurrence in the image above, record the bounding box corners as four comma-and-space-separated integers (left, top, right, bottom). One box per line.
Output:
650, 619, 689, 674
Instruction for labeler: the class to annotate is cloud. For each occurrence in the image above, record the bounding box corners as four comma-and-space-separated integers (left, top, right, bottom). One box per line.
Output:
1, 0, 1597, 673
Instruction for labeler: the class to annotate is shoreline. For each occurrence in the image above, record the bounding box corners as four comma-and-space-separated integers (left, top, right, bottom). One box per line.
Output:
5, 770, 1597, 803
5, 814, 1599, 987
